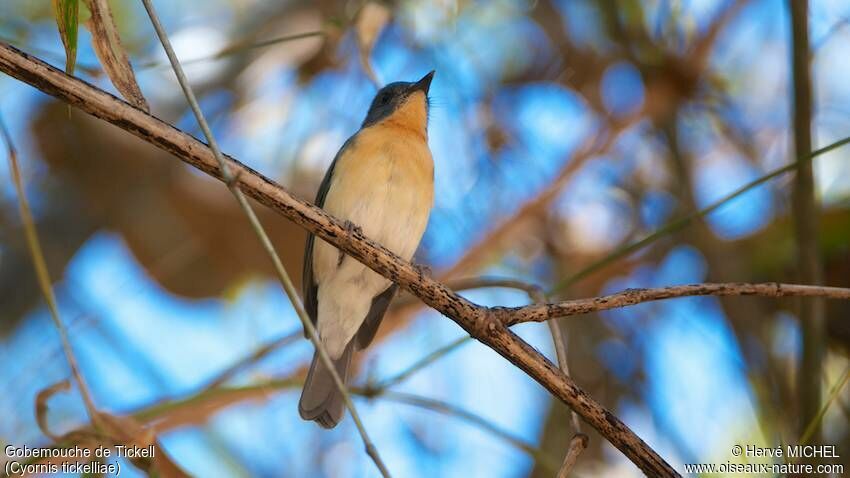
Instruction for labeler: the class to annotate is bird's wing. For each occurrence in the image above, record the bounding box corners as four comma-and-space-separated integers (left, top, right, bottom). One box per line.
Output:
355, 284, 398, 348
303, 131, 401, 349
302, 135, 357, 326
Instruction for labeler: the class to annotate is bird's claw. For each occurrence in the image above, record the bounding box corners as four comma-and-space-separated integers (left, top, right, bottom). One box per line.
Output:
342, 219, 362, 237
413, 263, 433, 279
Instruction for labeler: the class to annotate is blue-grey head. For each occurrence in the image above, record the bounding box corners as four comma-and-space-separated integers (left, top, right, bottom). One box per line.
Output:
362, 71, 435, 129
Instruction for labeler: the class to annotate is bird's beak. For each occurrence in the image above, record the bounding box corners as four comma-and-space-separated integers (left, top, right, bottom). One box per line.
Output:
411, 70, 435, 95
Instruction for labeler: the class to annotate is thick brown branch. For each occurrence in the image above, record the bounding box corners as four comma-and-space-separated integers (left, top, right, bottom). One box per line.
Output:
505, 282, 850, 326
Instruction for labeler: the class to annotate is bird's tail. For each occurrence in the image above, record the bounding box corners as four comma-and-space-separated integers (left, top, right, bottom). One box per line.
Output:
298, 341, 354, 429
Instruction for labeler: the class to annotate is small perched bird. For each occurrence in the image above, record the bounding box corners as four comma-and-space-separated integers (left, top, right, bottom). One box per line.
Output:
299, 71, 436, 428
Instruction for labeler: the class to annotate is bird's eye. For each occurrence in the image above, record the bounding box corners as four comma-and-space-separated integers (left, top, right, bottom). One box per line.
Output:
378, 93, 390, 105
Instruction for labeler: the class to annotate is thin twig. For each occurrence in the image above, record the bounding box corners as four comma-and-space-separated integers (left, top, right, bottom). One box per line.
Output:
799, 364, 850, 446
508, 282, 850, 326
558, 433, 589, 478
416, 280, 591, 474
366, 389, 564, 474
531, 284, 587, 475
136, 4, 390, 476
368, 335, 470, 392
547, 321, 580, 430
138, 31, 325, 69
0, 128, 188, 474
204, 330, 302, 391
0, 114, 100, 427
397, 276, 589, 474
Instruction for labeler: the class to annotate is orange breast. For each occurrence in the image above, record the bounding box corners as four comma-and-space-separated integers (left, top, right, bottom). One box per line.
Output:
312, 123, 434, 283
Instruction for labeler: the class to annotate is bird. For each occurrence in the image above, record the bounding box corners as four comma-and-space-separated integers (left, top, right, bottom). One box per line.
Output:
299, 71, 436, 428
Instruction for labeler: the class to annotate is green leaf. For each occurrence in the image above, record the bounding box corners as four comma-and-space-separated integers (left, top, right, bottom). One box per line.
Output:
52, 0, 79, 74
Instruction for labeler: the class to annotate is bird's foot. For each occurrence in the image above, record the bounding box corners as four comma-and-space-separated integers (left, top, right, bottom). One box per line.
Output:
336, 219, 363, 267
342, 219, 362, 237
335, 220, 363, 266
340, 219, 363, 249
413, 262, 433, 279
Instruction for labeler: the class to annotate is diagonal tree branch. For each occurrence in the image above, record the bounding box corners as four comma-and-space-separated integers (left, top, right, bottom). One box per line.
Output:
0, 42, 680, 477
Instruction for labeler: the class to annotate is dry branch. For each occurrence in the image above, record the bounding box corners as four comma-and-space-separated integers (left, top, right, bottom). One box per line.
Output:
558, 433, 589, 478
505, 282, 850, 326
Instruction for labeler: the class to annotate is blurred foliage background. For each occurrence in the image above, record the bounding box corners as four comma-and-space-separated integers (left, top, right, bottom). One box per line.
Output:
1, 0, 850, 476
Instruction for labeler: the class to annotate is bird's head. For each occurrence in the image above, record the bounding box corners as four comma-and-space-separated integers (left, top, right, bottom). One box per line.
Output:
362, 71, 434, 135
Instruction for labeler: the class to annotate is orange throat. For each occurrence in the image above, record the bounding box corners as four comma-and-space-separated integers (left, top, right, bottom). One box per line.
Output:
379, 91, 428, 140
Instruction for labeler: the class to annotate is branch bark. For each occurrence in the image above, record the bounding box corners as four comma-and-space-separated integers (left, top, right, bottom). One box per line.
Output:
505, 282, 850, 326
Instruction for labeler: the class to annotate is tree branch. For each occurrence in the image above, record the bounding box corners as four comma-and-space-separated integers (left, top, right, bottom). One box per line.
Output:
505, 282, 850, 326
789, 0, 825, 444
